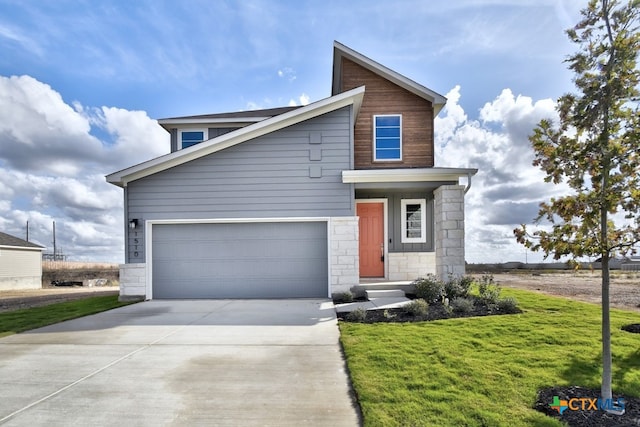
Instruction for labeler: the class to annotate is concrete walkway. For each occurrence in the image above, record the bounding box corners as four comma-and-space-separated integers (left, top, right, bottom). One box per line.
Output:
0, 300, 360, 426
335, 289, 411, 314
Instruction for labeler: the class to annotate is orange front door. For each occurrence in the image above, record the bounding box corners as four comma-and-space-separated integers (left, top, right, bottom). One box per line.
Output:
357, 202, 385, 277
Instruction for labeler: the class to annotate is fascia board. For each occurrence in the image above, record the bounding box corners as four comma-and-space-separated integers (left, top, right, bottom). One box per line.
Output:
0, 245, 45, 251
107, 86, 366, 187
342, 168, 478, 183
332, 41, 447, 115
158, 117, 270, 126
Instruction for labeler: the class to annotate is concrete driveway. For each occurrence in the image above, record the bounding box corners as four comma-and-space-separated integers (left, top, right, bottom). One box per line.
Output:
0, 300, 360, 426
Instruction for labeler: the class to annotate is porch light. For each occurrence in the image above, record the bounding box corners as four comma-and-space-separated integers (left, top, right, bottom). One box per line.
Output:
129, 219, 139, 229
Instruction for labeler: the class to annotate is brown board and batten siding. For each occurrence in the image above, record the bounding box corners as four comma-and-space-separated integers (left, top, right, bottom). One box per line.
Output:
339, 58, 434, 169
124, 106, 354, 263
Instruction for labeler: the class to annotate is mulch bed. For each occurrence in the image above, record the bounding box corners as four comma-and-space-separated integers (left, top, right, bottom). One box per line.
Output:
622, 324, 640, 334
535, 386, 640, 426
337, 299, 520, 323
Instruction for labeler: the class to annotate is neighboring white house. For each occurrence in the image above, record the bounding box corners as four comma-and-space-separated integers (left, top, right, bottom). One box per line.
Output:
0, 232, 45, 290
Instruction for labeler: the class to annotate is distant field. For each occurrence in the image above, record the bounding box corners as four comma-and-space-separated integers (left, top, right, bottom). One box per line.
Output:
42, 261, 119, 287
42, 261, 119, 271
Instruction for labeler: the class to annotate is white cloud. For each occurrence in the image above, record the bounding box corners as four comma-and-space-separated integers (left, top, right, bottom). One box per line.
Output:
277, 67, 297, 82
288, 93, 311, 107
0, 74, 169, 261
0, 23, 43, 57
436, 85, 566, 263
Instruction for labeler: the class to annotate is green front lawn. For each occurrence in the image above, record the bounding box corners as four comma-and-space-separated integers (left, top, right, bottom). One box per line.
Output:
0, 295, 133, 338
339, 288, 640, 426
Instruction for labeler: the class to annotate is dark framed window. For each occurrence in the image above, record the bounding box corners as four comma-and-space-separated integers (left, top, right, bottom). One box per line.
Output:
180, 130, 206, 149
373, 115, 402, 161
401, 199, 426, 243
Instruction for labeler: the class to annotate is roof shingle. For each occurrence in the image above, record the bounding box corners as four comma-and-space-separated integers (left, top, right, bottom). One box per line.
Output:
0, 231, 45, 249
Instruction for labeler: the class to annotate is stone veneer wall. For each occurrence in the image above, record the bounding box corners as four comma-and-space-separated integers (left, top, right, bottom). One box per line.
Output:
329, 217, 360, 294
388, 252, 436, 281
119, 263, 146, 301
434, 185, 466, 281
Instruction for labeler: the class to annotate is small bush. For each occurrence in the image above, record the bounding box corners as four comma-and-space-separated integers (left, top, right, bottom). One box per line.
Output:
496, 297, 519, 314
444, 281, 462, 300
413, 275, 444, 303
457, 276, 474, 296
444, 275, 473, 300
477, 274, 501, 304
345, 307, 367, 322
450, 297, 475, 314
333, 291, 353, 304
404, 299, 429, 317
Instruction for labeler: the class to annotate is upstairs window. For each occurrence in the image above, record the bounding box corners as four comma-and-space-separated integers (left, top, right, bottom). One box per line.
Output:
374, 115, 402, 161
180, 129, 207, 149
401, 199, 426, 243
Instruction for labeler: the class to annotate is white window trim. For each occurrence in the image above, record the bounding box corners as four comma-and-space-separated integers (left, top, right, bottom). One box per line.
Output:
401, 199, 426, 243
373, 114, 402, 162
178, 128, 208, 150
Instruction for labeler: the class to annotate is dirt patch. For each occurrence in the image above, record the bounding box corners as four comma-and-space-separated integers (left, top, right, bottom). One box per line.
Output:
485, 272, 640, 312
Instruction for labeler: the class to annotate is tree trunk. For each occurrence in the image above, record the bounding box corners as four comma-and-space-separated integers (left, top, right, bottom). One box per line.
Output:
601, 251, 612, 402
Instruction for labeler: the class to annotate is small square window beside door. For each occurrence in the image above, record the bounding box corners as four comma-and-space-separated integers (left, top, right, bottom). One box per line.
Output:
401, 199, 426, 243
180, 130, 207, 149
374, 115, 402, 161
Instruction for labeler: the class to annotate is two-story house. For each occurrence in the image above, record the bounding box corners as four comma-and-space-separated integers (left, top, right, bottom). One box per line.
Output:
107, 42, 477, 300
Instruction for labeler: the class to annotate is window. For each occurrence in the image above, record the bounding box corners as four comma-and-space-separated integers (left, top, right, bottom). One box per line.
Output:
179, 129, 207, 149
374, 115, 402, 161
401, 199, 426, 243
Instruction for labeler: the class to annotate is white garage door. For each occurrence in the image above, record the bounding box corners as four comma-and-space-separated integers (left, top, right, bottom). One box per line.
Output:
151, 222, 328, 298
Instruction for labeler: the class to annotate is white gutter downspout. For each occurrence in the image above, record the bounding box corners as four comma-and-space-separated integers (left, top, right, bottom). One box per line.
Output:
464, 173, 473, 194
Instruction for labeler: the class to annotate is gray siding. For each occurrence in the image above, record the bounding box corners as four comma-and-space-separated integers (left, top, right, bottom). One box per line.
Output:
126, 107, 353, 262
169, 128, 177, 152
356, 190, 434, 252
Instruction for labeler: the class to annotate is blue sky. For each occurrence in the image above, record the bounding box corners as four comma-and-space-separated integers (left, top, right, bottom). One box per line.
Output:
0, 0, 585, 263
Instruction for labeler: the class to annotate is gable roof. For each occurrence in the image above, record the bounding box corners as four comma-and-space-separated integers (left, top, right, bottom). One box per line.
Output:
107, 86, 365, 187
157, 106, 303, 131
0, 231, 45, 250
332, 41, 447, 115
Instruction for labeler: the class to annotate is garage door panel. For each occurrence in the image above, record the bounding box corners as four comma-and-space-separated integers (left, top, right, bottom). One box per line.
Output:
152, 222, 328, 299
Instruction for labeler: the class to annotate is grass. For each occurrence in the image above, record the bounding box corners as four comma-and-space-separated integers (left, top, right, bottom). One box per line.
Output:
0, 295, 132, 338
339, 288, 640, 426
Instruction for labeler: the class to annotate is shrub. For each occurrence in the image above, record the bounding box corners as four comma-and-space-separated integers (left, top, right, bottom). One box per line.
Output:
413, 275, 444, 303
450, 297, 475, 314
444, 275, 473, 300
345, 307, 367, 322
333, 291, 353, 304
477, 274, 501, 304
404, 299, 429, 317
496, 297, 519, 314
457, 276, 474, 296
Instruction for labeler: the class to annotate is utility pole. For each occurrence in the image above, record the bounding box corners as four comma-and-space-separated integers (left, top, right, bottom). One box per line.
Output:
26, 221, 29, 242
52, 221, 56, 260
